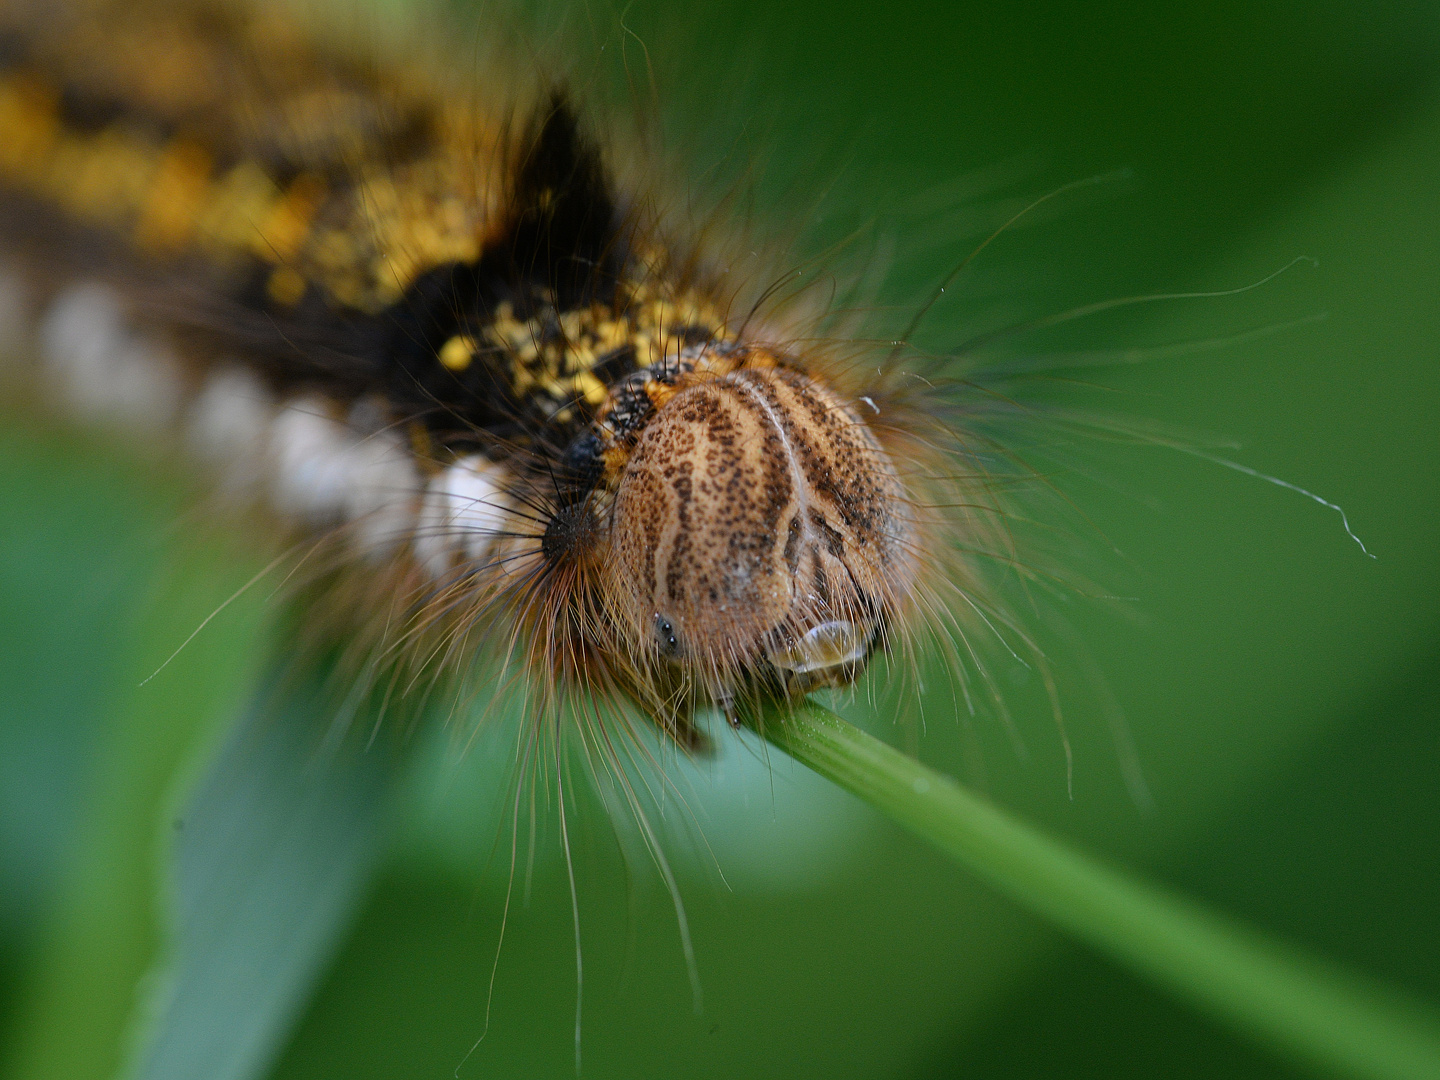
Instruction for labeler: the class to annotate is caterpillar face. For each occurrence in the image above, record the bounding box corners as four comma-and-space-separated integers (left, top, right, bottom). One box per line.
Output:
523, 337, 919, 731
599, 359, 913, 708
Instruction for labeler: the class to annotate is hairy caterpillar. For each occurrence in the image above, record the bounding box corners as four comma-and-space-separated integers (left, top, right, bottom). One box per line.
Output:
0, 4, 1422, 1077
0, 0, 1015, 757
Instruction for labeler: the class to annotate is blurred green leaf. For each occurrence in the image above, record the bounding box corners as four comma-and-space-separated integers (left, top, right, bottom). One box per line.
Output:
122, 661, 402, 1080
0, 430, 270, 1080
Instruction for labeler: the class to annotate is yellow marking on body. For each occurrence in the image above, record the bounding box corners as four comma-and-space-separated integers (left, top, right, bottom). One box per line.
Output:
135, 138, 212, 253
558, 308, 592, 344
0, 74, 59, 177
573, 370, 608, 406
644, 379, 677, 410
559, 338, 590, 377
195, 161, 282, 258
438, 334, 476, 371
335, 165, 484, 308
601, 444, 631, 481
0, 15, 516, 312
594, 317, 631, 351
511, 366, 536, 396
471, 277, 734, 412
266, 265, 308, 306
487, 306, 531, 355
255, 172, 326, 262
0, 54, 741, 384
59, 126, 156, 223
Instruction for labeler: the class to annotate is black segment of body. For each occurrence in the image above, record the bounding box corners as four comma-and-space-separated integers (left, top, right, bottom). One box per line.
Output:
502, 94, 625, 309
361, 98, 630, 455
603, 371, 658, 439
540, 501, 600, 566
224, 95, 632, 486
556, 429, 605, 506
591, 343, 637, 384
0, 31, 635, 472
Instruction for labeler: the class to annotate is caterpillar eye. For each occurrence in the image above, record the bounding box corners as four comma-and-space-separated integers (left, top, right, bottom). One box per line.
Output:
602, 361, 915, 702
653, 613, 683, 658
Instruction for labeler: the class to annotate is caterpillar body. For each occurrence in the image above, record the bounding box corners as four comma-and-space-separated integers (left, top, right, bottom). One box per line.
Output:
0, 0, 995, 750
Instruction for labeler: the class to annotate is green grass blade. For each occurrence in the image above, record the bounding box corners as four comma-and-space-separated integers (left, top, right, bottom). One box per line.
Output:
752, 700, 1440, 1080
0, 532, 271, 1080
122, 661, 402, 1080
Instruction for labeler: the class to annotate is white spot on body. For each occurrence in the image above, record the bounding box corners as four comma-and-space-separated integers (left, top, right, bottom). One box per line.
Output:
187, 366, 275, 495
268, 398, 421, 554
344, 429, 420, 556
40, 282, 182, 430
268, 396, 357, 522
413, 455, 507, 578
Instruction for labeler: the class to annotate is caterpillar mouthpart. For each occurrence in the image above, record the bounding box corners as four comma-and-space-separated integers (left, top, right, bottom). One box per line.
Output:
766, 619, 870, 677
764, 618, 873, 696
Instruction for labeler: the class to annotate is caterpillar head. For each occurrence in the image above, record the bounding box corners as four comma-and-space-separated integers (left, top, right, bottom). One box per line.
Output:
593, 354, 918, 722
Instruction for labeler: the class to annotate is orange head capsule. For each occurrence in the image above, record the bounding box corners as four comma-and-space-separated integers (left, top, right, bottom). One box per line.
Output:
589, 347, 917, 719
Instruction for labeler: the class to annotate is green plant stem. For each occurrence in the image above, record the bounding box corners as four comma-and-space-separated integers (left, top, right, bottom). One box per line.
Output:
751, 699, 1440, 1080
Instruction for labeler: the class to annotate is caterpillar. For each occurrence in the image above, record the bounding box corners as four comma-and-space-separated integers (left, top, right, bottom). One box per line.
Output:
0, 0, 1011, 756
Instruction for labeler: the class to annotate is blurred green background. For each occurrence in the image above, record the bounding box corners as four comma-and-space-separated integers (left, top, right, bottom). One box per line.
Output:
1, 0, 1439, 1076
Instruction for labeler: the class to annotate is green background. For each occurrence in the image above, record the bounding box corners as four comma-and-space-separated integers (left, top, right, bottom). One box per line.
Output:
1, 0, 1439, 1076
